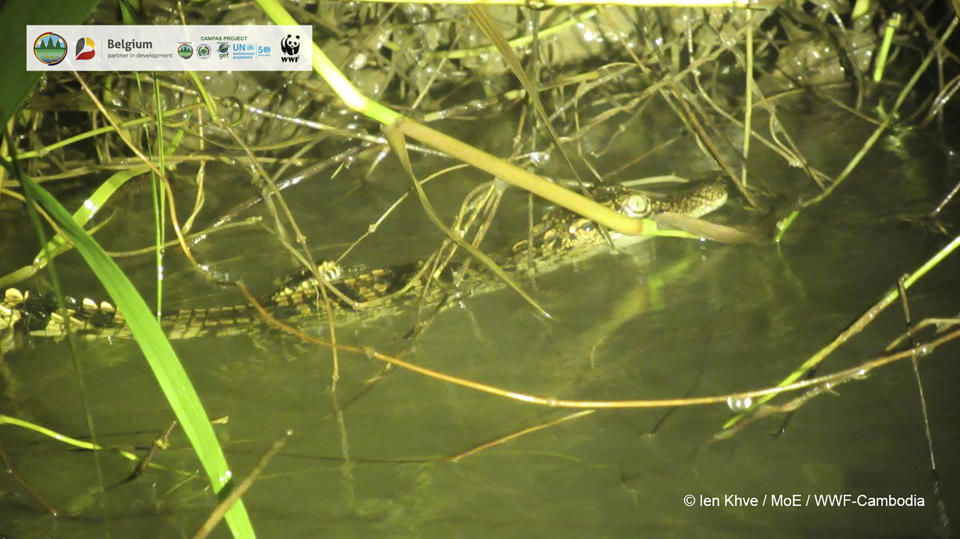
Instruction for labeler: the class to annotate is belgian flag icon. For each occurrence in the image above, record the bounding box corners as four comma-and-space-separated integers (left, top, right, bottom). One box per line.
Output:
76, 37, 95, 60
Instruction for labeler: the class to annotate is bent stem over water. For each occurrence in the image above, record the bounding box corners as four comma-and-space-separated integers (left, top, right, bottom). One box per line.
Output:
253, 0, 713, 241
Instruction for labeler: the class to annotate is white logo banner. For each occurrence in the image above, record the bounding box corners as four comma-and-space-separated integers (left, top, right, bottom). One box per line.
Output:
28, 25, 312, 71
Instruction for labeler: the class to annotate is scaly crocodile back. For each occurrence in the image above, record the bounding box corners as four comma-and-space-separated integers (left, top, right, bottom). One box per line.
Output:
1, 180, 727, 345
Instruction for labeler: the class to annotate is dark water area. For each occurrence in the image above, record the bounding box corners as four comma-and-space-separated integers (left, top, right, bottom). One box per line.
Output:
2, 93, 959, 538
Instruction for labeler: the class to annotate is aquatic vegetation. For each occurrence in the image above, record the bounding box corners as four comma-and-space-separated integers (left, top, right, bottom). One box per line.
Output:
1, 0, 958, 536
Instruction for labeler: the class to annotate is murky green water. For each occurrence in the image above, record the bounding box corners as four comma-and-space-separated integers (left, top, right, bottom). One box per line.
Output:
4, 0, 960, 529
2, 94, 958, 538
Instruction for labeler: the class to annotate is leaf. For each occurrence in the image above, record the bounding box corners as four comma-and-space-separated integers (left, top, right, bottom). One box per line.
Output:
16, 173, 255, 538
0, 0, 100, 124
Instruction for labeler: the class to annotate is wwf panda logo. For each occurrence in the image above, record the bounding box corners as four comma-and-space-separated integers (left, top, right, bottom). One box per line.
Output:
280, 34, 300, 56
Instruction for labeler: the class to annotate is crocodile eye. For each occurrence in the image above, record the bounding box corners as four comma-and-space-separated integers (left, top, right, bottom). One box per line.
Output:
622, 194, 650, 217
569, 218, 594, 235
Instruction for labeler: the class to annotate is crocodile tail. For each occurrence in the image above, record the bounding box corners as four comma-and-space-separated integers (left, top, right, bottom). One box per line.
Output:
1, 287, 131, 342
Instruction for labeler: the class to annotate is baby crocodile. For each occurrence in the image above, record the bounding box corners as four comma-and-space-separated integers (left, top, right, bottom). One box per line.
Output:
0, 180, 727, 346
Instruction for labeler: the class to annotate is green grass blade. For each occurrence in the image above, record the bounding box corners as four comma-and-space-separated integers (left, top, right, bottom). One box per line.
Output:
0, 0, 101, 125
33, 166, 151, 265
17, 174, 255, 538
